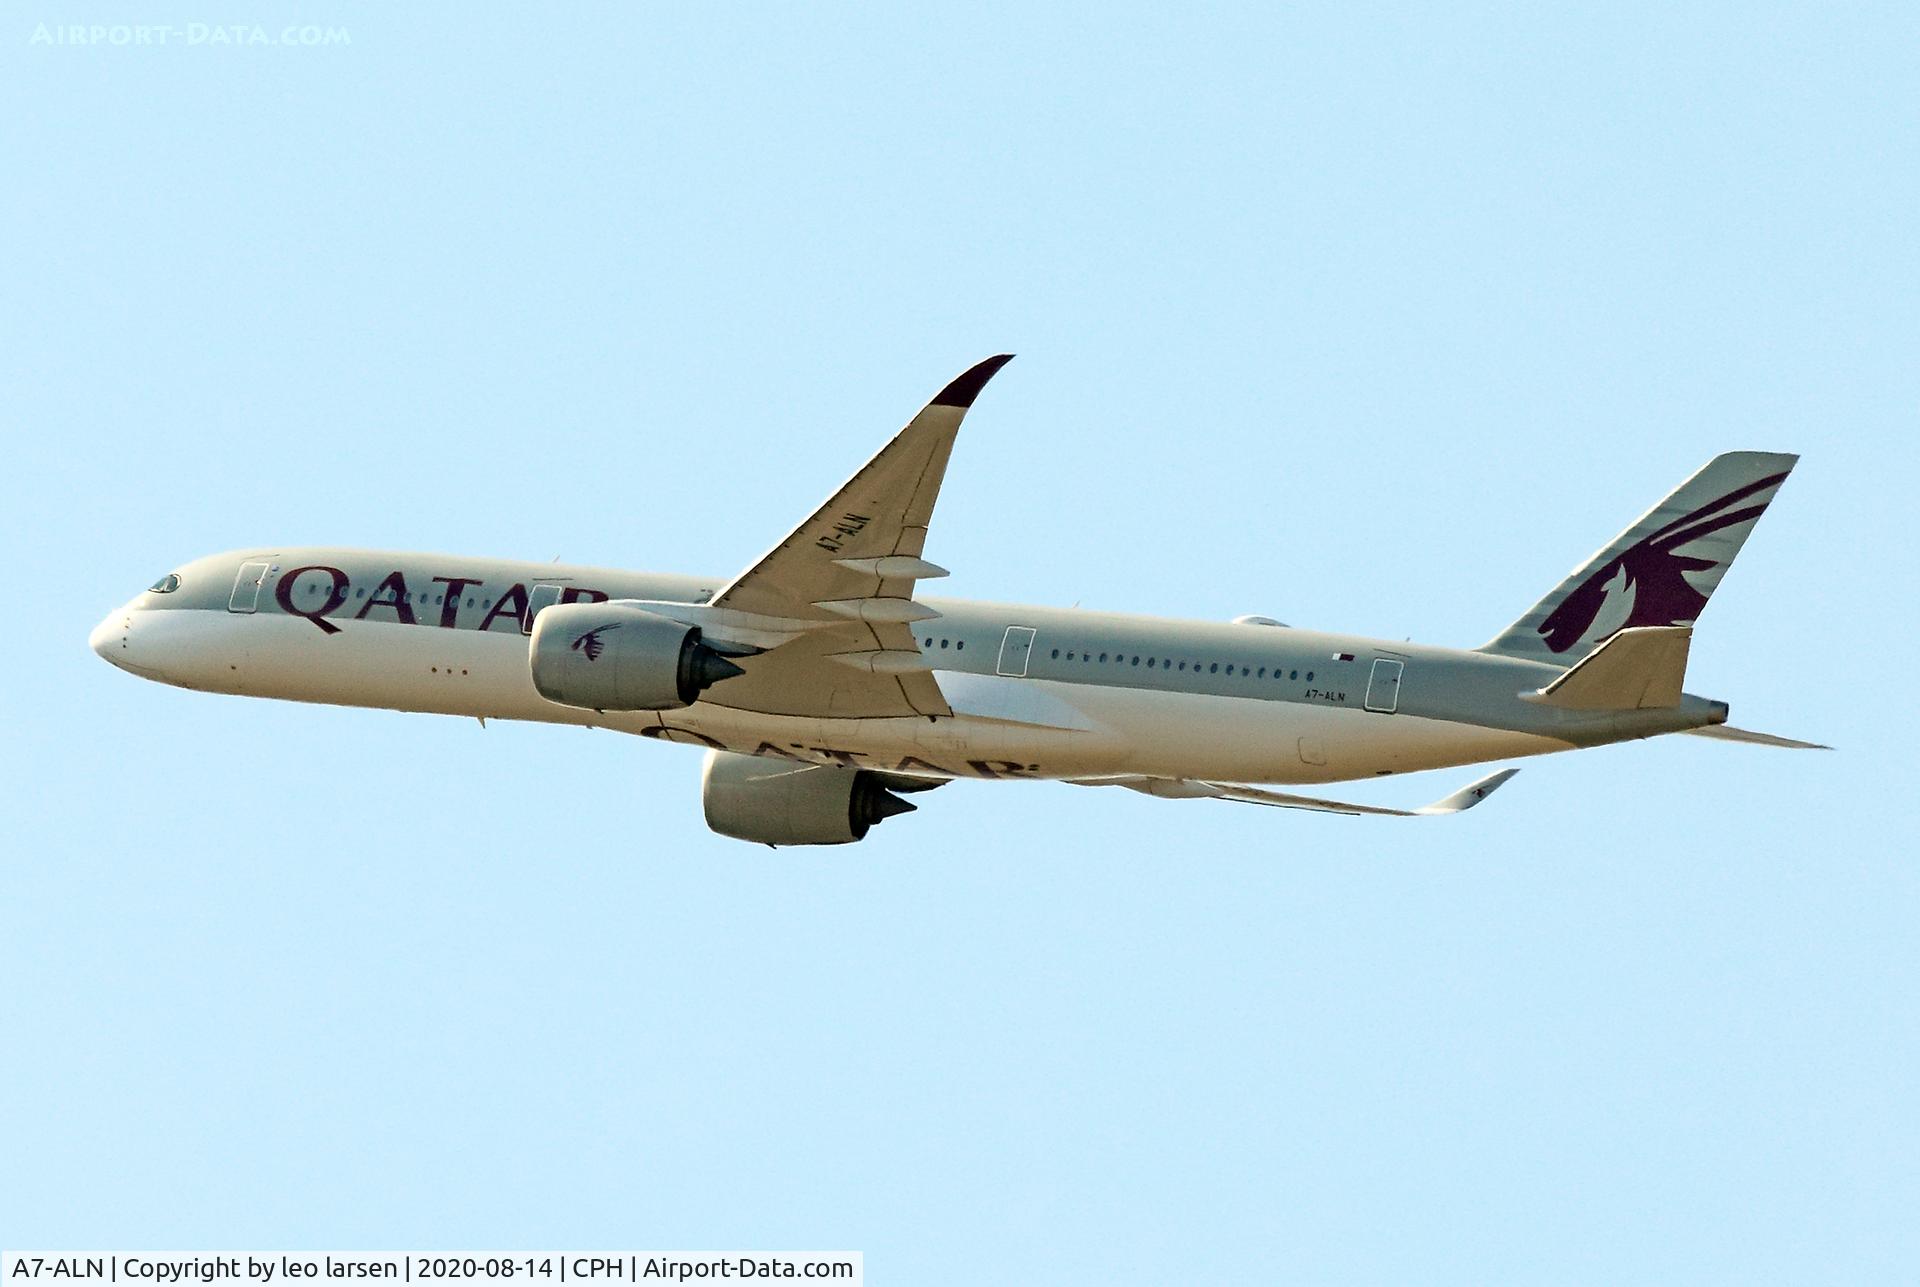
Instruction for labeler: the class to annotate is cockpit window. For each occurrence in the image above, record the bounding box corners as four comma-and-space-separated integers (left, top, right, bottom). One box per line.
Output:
149, 573, 181, 594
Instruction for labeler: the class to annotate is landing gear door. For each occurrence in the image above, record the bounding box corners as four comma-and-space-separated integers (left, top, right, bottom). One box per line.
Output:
229, 560, 272, 613
1365, 658, 1404, 713
524, 583, 566, 635
996, 626, 1037, 677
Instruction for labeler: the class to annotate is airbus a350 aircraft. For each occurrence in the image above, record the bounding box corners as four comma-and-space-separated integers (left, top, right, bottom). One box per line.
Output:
91, 356, 1822, 844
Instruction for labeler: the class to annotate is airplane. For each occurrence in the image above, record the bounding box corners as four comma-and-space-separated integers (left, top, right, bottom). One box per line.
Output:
89, 355, 1824, 845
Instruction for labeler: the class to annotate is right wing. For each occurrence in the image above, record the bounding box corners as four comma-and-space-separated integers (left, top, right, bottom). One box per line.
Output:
682, 355, 1014, 719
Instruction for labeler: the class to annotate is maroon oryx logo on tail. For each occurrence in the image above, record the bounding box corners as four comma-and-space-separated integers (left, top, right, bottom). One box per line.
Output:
1537, 471, 1789, 654
570, 623, 620, 661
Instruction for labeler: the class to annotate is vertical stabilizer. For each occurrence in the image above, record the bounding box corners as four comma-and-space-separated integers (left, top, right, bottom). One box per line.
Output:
1480, 451, 1796, 664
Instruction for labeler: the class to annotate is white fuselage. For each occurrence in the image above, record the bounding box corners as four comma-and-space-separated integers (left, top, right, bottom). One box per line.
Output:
91, 547, 1720, 787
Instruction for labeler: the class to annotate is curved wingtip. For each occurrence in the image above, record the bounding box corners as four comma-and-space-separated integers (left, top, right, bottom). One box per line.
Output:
1415, 767, 1520, 815
932, 354, 1015, 409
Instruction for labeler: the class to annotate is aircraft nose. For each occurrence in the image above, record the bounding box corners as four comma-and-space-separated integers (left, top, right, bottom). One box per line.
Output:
90, 610, 132, 667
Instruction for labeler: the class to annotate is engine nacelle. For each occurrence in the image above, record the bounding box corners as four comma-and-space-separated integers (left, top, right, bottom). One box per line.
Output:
701, 749, 917, 846
530, 602, 743, 712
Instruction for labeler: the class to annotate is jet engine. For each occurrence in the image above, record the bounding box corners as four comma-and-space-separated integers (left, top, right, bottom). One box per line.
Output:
701, 749, 924, 845
530, 602, 744, 711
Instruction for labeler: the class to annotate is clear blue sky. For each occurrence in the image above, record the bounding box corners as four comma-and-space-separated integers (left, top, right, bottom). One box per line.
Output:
4, 4, 1915, 1281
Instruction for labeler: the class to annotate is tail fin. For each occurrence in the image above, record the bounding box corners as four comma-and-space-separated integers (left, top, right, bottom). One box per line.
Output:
1480, 451, 1797, 664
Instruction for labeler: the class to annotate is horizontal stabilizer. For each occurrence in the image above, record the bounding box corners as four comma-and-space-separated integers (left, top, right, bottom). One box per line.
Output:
1684, 725, 1831, 750
1070, 768, 1520, 817
1525, 625, 1691, 710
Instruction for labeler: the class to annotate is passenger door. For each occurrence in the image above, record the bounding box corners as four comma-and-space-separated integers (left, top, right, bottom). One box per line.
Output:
1365, 658, 1404, 713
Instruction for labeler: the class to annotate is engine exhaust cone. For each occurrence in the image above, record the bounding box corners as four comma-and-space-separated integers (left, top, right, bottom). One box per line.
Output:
850, 779, 917, 838
869, 791, 917, 822
693, 650, 746, 686
677, 643, 747, 704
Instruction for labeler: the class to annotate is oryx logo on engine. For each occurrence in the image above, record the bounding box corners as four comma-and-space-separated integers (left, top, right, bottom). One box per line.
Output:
570, 624, 620, 662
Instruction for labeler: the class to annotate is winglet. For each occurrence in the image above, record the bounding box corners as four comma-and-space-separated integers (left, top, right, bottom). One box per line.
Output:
1413, 768, 1521, 815
932, 353, 1015, 408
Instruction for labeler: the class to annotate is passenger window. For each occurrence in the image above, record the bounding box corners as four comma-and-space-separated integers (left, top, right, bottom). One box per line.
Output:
1209, 663, 1218, 674
1051, 648, 1060, 659
1307, 671, 1315, 681
940, 639, 950, 649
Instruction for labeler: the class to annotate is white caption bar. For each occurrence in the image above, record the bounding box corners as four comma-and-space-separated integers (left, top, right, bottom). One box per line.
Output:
2, 1256, 861, 1287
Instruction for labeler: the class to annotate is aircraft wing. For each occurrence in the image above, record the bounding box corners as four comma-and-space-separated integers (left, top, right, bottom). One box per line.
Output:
1071, 768, 1520, 817
698, 355, 1014, 719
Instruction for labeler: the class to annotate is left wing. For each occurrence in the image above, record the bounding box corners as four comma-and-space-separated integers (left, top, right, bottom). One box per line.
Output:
1071, 768, 1520, 817
695, 355, 1014, 719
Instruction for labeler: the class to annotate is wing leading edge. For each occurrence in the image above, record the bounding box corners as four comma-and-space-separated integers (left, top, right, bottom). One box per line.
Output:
697, 355, 1014, 719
